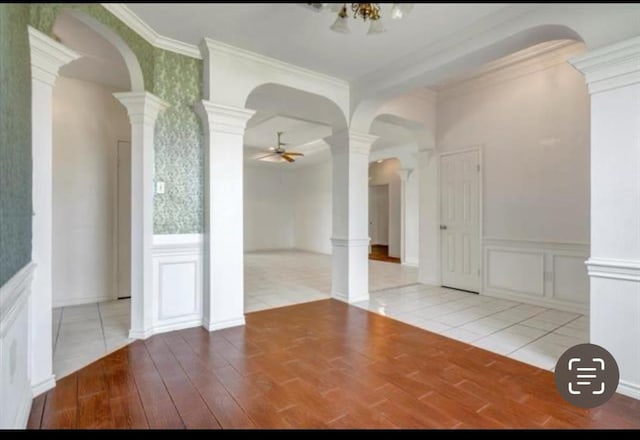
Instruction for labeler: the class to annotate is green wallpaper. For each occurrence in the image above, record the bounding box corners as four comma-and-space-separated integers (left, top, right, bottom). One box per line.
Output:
153, 50, 204, 233
30, 3, 205, 234
0, 4, 32, 286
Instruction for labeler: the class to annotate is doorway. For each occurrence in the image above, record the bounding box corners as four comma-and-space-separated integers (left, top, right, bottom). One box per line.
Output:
440, 148, 481, 292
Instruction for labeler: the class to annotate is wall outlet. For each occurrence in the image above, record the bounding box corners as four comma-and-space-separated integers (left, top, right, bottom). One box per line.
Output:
156, 181, 165, 194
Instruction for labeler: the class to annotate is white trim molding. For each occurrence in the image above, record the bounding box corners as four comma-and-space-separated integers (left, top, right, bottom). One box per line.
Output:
195, 101, 256, 136
0, 263, 36, 429
28, 27, 80, 85
203, 316, 246, 332
330, 237, 371, 248
31, 376, 56, 398
569, 35, 640, 94
586, 258, 640, 282
101, 3, 202, 59
619, 380, 640, 401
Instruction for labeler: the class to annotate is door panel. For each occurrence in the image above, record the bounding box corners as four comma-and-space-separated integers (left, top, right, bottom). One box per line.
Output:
440, 150, 480, 292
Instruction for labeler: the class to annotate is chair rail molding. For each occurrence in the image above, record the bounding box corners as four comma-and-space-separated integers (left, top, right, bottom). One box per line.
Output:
586, 258, 640, 282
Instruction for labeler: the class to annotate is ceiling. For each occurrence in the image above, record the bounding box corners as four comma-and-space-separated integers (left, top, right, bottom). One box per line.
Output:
54, 11, 130, 90
128, 3, 510, 81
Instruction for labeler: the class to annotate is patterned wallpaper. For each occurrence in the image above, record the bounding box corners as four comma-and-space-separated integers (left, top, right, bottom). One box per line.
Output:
30, 4, 205, 234
0, 4, 32, 286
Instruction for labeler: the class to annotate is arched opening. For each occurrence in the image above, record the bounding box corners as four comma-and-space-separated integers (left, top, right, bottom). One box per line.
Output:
48, 10, 134, 378
242, 83, 344, 311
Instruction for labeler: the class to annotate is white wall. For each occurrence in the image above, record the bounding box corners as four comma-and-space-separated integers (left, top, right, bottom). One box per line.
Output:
52, 76, 130, 306
243, 163, 295, 251
404, 170, 419, 265
292, 160, 333, 255
369, 159, 402, 258
435, 43, 591, 311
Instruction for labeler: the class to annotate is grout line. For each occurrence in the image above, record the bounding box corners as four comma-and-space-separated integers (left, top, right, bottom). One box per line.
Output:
504, 314, 586, 357
97, 302, 108, 352
53, 307, 63, 354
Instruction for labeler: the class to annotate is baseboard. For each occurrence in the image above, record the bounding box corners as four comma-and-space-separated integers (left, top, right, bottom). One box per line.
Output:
31, 374, 56, 397
53, 295, 114, 308
418, 278, 440, 287
481, 288, 588, 315
332, 291, 369, 304
203, 316, 246, 332
402, 261, 419, 268
618, 380, 640, 400
150, 318, 202, 336
129, 328, 154, 340
14, 384, 32, 429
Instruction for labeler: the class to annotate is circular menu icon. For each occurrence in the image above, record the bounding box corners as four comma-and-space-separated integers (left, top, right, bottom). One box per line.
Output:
554, 343, 619, 408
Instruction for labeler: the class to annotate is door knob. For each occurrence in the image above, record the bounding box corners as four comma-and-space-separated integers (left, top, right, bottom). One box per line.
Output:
440, 225, 447, 230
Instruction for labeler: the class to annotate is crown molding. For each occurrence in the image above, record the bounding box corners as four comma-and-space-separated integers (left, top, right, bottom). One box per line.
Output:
28, 26, 81, 85
101, 3, 202, 59
436, 40, 585, 100
201, 38, 349, 91
569, 35, 640, 94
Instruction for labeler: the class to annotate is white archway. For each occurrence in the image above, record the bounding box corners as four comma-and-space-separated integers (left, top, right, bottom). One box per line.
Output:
28, 12, 166, 395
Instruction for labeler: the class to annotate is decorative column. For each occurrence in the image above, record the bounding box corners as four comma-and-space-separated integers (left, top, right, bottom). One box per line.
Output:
396, 168, 413, 265
195, 101, 255, 331
417, 149, 439, 285
28, 27, 80, 395
114, 92, 168, 339
329, 130, 378, 303
570, 35, 640, 400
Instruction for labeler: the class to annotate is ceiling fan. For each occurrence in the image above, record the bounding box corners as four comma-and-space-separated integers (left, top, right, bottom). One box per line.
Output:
256, 132, 304, 163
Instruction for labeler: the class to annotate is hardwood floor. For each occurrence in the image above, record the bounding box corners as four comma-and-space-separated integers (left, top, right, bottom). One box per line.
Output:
369, 244, 401, 264
29, 300, 640, 429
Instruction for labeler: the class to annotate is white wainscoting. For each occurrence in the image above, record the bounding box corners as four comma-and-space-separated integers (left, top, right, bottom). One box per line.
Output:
0, 263, 35, 429
152, 234, 203, 335
482, 238, 590, 314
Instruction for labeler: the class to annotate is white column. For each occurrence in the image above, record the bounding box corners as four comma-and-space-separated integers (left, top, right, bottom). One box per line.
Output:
417, 149, 440, 285
28, 27, 80, 396
570, 35, 640, 400
396, 168, 412, 264
329, 131, 378, 303
114, 92, 168, 339
195, 101, 255, 331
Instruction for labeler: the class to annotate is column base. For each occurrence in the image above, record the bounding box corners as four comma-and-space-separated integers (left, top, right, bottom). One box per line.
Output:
203, 316, 246, 332
31, 374, 56, 397
129, 327, 153, 340
332, 291, 370, 304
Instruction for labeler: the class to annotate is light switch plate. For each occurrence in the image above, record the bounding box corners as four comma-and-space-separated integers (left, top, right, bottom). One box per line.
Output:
156, 181, 165, 194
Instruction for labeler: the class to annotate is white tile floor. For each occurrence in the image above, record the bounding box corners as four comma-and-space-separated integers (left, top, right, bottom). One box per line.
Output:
353, 283, 588, 371
53, 251, 586, 379
52, 299, 131, 379
244, 250, 418, 312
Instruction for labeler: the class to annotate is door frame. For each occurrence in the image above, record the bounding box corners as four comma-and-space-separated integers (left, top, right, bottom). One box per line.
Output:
438, 145, 484, 292
369, 183, 390, 246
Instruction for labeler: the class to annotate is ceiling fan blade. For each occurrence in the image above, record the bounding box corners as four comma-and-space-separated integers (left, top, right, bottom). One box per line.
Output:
255, 153, 278, 160
282, 154, 295, 163
258, 155, 285, 163
284, 152, 304, 156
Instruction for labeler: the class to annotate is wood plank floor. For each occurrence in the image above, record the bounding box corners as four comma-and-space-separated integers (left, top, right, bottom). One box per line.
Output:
29, 299, 640, 429
369, 245, 401, 264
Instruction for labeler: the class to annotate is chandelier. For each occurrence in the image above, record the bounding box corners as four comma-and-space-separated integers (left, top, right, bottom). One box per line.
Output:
313, 3, 414, 35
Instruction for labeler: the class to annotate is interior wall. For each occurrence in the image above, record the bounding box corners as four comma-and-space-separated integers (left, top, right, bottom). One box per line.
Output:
243, 163, 295, 251
292, 160, 333, 255
369, 159, 402, 258
405, 170, 419, 265
437, 51, 590, 244
52, 76, 131, 307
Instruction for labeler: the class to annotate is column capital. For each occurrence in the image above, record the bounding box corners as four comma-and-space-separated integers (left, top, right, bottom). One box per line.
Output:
28, 26, 80, 86
113, 92, 169, 126
569, 35, 640, 94
327, 130, 378, 156
195, 100, 255, 135
416, 149, 436, 167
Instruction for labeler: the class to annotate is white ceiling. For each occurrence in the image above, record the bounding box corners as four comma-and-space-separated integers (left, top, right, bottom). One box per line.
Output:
54, 11, 130, 90
128, 3, 509, 81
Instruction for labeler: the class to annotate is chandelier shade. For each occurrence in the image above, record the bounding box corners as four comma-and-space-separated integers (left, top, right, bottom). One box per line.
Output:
311, 3, 413, 35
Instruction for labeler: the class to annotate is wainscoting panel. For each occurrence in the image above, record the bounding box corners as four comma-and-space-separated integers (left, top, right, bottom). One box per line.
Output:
483, 239, 590, 314
152, 235, 203, 334
0, 263, 35, 428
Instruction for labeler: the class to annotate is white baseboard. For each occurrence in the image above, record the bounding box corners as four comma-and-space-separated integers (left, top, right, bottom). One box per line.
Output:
53, 295, 115, 308
31, 374, 56, 397
332, 291, 369, 304
418, 278, 440, 287
150, 319, 202, 336
481, 288, 588, 315
14, 384, 32, 429
402, 261, 419, 268
129, 328, 154, 340
618, 380, 640, 400
203, 316, 246, 332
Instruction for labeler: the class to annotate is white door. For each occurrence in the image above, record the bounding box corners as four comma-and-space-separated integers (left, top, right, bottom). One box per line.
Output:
116, 141, 131, 299
369, 185, 389, 245
440, 150, 480, 292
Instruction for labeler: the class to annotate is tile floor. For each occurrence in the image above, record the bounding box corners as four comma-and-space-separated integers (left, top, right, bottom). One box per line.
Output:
244, 249, 418, 312
53, 251, 586, 379
52, 298, 131, 379
353, 283, 588, 371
